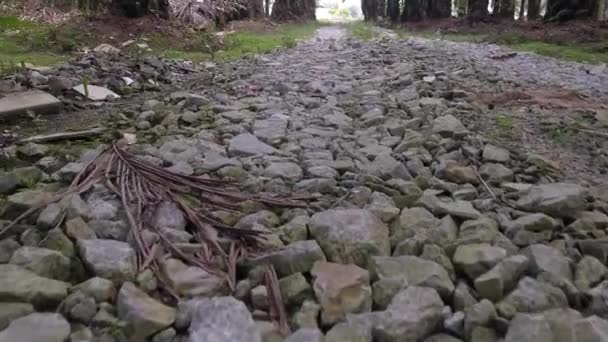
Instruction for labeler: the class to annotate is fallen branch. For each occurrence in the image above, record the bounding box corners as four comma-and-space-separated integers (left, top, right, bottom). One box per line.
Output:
17, 128, 105, 144
2, 140, 308, 296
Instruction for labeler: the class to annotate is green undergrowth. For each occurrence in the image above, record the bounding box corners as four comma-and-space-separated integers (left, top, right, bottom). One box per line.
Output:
1, 16, 322, 72
346, 21, 379, 41
156, 22, 322, 62
398, 29, 608, 64
0, 16, 71, 71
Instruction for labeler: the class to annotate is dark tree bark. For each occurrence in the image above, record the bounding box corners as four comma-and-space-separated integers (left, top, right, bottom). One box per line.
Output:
496, 0, 515, 16
402, 0, 424, 21
456, 0, 469, 16
265, 0, 271, 16
519, 0, 526, 18
271, 0, 316, 21
248, 0, 265, 18
387, 0, 401, 21
467, 0, 489, 16
428, 0, 452, 17
527, 0, 541, 18
378, 0, 387, 17
362, 0, 379, 20
110, 0, 169, 17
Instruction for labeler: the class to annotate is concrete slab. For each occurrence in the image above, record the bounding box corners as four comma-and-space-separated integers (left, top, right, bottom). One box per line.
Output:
72, 84, 120, 101
0, 90, 62, 119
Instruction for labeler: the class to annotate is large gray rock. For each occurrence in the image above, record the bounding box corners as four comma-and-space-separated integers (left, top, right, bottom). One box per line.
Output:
367, 153, 411, 180
474, 255, 529, 302
497, 277, 567, 316
482, 145, 510, 163
524, 244, 572, 280
464, 299, 496, 340
71, 277, 116, 303
0, 313, 69, 342
348, 286, 444, 342
77, 239, 136, 284
228, 133, 276, 157
431, 115, 469, 137
311, 261, 372, 325
245, 240, 326, 277
9, 246, 70, 281
253, 114, 289, 145
517, 183, 587, 218
309, 209, 390, 268
187, 297, 261, 342
575, 256, 608, 291
452, 244, 507, 280
505, 313, 553, 342
370, 255, 454, 299
0, 302, 34, 330
0, 265, 69, 308
264, 162, 304, 182
326, 322, 372, 342
285, 328, 324, 342
117, 282, 176, 340
574, 316, 608, 342
160, 258, 227, 298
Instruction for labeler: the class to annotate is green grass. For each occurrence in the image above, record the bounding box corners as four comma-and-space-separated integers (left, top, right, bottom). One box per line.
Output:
158, 22, 321, 62
399, 29, 608, 64
346, 21, 379, 41
0, 16, 70, 70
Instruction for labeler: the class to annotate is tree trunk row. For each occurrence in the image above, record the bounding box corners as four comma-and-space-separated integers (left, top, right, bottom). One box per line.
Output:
271, 0, 316, 21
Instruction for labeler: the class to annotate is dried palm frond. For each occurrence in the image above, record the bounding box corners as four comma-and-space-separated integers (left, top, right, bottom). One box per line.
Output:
1, 140, 309, 296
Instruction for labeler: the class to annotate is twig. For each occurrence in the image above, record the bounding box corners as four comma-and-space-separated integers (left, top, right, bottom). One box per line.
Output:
472, 165, 497, 201
265, 265, 290, 336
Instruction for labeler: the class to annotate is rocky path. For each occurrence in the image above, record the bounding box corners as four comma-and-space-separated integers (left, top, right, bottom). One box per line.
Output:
2, 25, 608, 341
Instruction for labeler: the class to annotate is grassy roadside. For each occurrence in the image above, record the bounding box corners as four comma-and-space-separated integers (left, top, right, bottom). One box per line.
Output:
397, 29, 608, 64
344, 20, 608, 64
0, 16, 322, 72
157, 22, 322, 62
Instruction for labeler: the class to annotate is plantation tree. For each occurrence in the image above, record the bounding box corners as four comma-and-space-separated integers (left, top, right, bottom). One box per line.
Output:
427, 0, 451, 18
387, 0, 400, 21
468, 0, 489, 15
362, 0, 379, 20
496, 0, 516, 16
271, 0, 316, 20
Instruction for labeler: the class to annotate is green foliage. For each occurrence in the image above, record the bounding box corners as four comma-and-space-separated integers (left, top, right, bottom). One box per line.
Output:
158, 22, 319, 62
399, 28, 608, 64
496, 115, 514, 129
329, 7, 352, 18
346, 21, 378, 41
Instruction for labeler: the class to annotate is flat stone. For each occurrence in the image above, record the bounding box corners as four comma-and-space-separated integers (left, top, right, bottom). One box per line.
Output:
482, 145, 510, 163
71, 277, 116, 303
160, 258, 227, 298
9, 246, 70, 281
117, 282, 176, 340
77, 239, 137, 284
474, 255, 529, 302
0, 264, 69, 309
228, 133, 277, 157
0, 302, 34, 330
497, 277, 567, 316
0, 313, 69, 342
309, 209, 390, 268
245, 240, 326, 277
453, 244, 507, 280
505, 313, 553, 342
436, 200, 481, 220
73, 84, 120, 101
524, 244, 572, 280
348, 286, 444, 342
370, 255, 454, 299
311, 261, 372, 325
187, 297, 261, 342
432, 115, 469, 137
0, 90, 62, 118
264, 162, 303, 182
285, 328, 324, 342
517, 183, 587, 218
